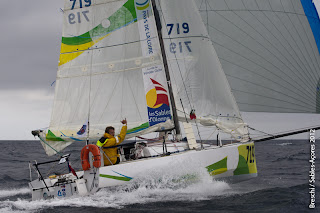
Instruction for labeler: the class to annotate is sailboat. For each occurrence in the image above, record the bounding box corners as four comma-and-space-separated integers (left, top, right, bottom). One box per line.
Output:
29, 0, 319, 200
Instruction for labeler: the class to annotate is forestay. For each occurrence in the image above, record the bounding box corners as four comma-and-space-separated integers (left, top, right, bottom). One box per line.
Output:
157, 0, 249, 141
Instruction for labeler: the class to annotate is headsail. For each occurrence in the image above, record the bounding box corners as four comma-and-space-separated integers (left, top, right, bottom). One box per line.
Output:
196, 0, 320, 113
41, 0, 175, 155
157, 0, 249, 141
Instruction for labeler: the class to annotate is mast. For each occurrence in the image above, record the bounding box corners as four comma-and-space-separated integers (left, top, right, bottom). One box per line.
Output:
151, 0, 181, 138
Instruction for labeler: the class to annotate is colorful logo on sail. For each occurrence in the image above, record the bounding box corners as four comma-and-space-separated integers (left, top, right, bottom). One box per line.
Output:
135, 0, 150, 10
146, 78, 171, 126
59, 0, 138, 66
77, 124, 87, 136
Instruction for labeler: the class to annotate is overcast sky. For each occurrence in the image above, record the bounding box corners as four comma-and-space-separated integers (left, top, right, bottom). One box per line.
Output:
0, 0, 64, 140
0, 0, 319, 140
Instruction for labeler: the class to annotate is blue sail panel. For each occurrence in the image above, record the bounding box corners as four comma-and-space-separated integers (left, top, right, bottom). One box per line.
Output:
301, 0, 320, 54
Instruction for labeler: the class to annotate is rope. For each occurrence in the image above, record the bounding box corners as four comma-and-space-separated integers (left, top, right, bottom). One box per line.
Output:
46, 162, 59, 177
137, 136, 162, 142
248, 126, 275, 137
38, 136, 63, 156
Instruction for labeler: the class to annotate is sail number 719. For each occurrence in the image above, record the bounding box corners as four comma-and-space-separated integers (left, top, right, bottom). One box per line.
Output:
70, 0, 91, 10
68, 0, 91, 24
246, 145, 255, 163
167, 23, 192, 53
167, 23, 189, 35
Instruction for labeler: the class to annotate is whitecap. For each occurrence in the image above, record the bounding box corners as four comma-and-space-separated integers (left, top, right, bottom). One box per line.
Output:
0, 164, 233, 211
0, 188, 30, 199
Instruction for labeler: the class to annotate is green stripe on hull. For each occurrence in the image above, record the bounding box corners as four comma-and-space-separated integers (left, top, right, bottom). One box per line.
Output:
233, 155, 249, 175
100, 174, 132, 182
206, 157, 228, 176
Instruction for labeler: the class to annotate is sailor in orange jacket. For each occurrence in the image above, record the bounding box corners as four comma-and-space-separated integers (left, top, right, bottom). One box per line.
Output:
96, 119, 127, 166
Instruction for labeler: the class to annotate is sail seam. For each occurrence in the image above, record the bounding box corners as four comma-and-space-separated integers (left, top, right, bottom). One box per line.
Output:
162, 35, 211, 40
237, 102, 316, 113
220, 58, 317, 107
273, 7, 319, 84
199, 9, 305, 17
247, 9, 319, 91
60, 38, 156, 54
272, 10, 320, 92
211, 11, 316, 100
231, 7, 319, 93
201, 4, 320, 82
207, 23, 316, 102
231, 88, 315, 111
284, 10, 320, 80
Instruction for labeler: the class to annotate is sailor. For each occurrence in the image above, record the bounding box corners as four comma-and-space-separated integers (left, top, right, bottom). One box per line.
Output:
96, 119, 127, 166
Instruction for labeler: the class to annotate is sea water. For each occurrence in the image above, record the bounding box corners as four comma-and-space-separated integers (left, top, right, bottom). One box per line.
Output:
0, 140, 319, 213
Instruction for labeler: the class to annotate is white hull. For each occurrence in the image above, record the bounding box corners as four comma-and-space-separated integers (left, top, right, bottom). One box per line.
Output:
29, 142, 257, 200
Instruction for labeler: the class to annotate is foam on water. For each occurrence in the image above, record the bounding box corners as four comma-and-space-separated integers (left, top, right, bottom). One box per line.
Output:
0, 181, 231, 212
0, 188, 30, 199
0, 164, 233, 212
277, 143, 293, 146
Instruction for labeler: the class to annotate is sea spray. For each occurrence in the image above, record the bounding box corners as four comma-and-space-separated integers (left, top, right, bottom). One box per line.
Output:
0, 188, 30, 199
0, 161, 232, 212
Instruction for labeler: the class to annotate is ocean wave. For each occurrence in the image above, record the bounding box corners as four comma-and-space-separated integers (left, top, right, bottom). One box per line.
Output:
0, 188, 30, 199
271, 150, 308, 162
0, 171, 232, 211
0, 175, 30, 184
276, 143, 293, 146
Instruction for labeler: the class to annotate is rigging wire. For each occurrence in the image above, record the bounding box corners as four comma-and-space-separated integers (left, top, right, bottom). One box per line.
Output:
121, 8, 129, 121
232, 5, 319, 90
248, 8, 320, 88
201, 4, 320, 107
202, 3, 318, 99
204, 128, 217, 141
206, 20, 316, 102
157, 1, 194, 108
38, 136, 63, 156
247, 126, 275, 138
86, 1, 97, 145
278, 3, 320, 81
157, 0, 204, 143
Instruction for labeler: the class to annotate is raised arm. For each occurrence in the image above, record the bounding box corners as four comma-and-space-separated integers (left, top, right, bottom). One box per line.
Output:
116, 119, 127, 145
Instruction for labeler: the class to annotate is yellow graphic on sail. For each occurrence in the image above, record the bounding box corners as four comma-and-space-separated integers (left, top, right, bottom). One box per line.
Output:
58, 0, 137, 66
59, 35, 108, 66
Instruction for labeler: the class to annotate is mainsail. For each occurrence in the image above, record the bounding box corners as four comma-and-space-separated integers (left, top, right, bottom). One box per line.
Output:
157, 0, 249, 141
196, 0, 320, 113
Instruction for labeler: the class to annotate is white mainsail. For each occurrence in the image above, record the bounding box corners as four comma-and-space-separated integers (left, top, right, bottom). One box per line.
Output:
157, 0, 249, 141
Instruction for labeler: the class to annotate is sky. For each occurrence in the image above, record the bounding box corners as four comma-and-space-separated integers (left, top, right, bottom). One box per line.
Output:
0, 0, 64, 140
0, 0, 319, 141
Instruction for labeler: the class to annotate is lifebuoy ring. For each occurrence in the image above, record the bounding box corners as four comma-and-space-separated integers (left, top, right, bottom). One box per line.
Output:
81, 144, 101, 171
